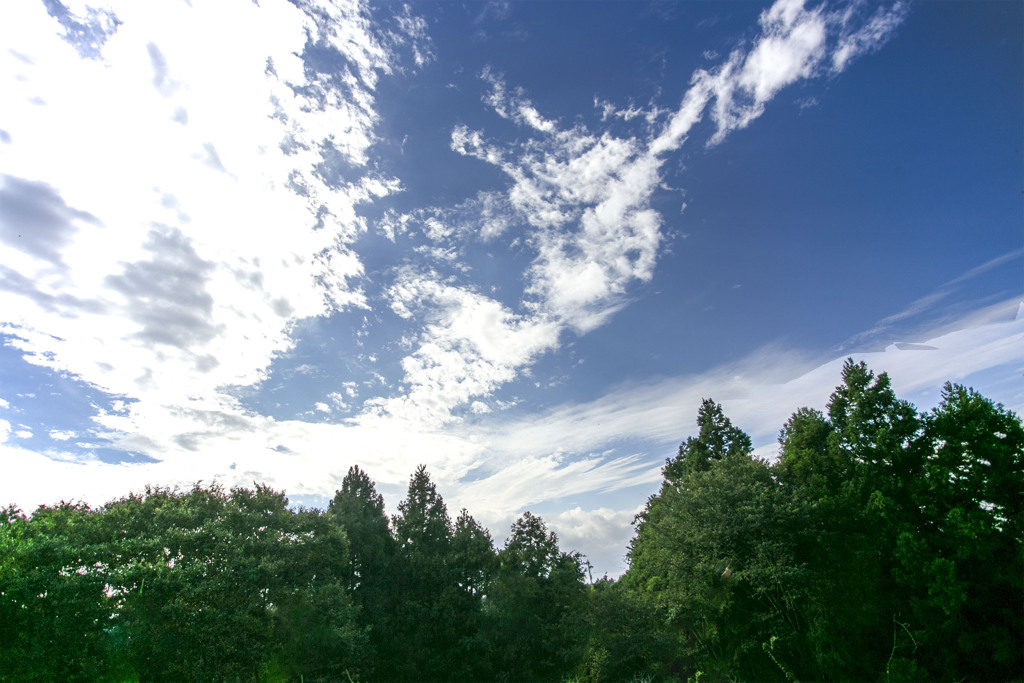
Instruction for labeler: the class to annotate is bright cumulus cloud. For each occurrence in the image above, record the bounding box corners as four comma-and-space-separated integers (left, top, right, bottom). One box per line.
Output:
0, 0, 1020, 577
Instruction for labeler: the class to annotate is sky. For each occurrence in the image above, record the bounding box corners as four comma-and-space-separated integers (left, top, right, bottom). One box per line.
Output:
0, 0, 1021, 578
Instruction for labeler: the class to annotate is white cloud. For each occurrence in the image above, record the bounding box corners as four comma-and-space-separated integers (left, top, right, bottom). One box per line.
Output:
701, 0, 828, 144
455, 451, 660, 529
482, 67, 557, 133
0, 0, 420, 466
387, 3, 436, 69
548, 505, 643, 578
375, 273, 561, 426
379, 191, 515, 245
673, 0, 907, 146
452, 109, 666, 333
832, 0, 908, 72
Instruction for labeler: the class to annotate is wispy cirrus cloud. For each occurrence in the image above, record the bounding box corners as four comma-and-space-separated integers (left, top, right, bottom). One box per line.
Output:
840, 248, 1024, 351
832, 0, 908, 72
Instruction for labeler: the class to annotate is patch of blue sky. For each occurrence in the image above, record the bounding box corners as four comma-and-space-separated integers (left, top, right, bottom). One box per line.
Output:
236, 311, 402, 421
41, 0, 121, 61
0, 335, 145, 463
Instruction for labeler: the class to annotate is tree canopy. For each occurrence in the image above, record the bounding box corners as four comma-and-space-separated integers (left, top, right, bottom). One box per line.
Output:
627, 361, 1023, 681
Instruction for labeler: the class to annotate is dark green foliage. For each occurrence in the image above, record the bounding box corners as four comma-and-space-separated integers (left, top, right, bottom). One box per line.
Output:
627, 360, 1024, 682
575, 577, 676, 682
451, 507, 496, 598
447, 508, 498, 680
110, 484, 364, 681
664, 398, 753, 481
630, 427, 810, 681
0, 484, 366, 682
776, 361, 928, 679
0, 502, 122, 682
485, 511, 590, 682
328, 465, 393, 595
897, 383, 1024, 680
385, 465, 459, 681
328, 465, 397, 678
2, 363, 1020, 682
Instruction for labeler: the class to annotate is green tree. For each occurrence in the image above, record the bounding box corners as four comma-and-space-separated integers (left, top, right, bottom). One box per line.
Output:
891, 383, 1024, 680
574, 577, 675, 683
328, 465, 394, 594
485, 511, 589, 681
328, 465, 397, 679
629, 400, 820, 681
386, 465, 458, 681
775, 406, 842, 501
0, 502, 122, 682
775, 361, 928, 679
447, 508, 498, 680
826, 360, 924, 513
773, 363, 1024, 680
105, 484, 277, 681
664, 398, 753, 482
101, 483, 364, 681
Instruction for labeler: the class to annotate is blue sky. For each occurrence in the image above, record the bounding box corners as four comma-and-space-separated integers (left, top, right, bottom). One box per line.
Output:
1, 0, 1021, 577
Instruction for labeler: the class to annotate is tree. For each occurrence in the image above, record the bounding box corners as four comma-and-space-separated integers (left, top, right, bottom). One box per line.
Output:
447, 508, 498, 680
629, 399, 828, 681
501, 511, 560, 580
574, 577, 675, 683
104, 484, 278, 681
630, 453, 809, 680
0, 502, 120, 682
386, 466, 458, 681
101, 483, 364, 681
664, 398, 753, 482
485, 511, 589, 681
328, 465, 394, 594
451, 507, 496, 598
774, 361, 928, 680
775, 406, 841, 501
772, 363, 1024, 680
826, 359, 924, 510
393, 465, 453, 555
891, 384, 1024, 680
328, 465, 397, 679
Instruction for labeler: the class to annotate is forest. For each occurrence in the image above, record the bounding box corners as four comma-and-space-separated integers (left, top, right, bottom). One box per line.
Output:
1, 360, 1021, 682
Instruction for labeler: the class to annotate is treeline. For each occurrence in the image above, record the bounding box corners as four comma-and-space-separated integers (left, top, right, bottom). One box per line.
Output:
1, 360, 1021, 682
0, 465, 601, 682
